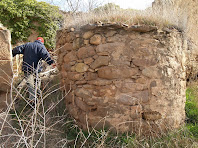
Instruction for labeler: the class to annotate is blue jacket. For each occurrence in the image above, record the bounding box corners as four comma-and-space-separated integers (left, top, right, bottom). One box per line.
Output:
12, 40, 54, 73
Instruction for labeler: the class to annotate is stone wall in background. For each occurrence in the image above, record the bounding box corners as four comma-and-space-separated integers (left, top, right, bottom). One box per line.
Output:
56, 23, 187, 135
0, 26, 13, 111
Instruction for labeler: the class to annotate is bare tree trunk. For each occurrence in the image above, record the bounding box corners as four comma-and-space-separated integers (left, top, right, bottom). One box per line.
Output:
66, 0, 81, 13
87, 0, 104, 11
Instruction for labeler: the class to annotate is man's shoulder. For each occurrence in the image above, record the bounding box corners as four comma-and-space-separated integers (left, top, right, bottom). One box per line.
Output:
34, 40, 44, 45
24, 42, 35, 46
34, 40, 45, 47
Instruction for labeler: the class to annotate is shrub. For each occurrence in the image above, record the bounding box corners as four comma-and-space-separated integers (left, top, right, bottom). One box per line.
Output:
0, 0, 63, 49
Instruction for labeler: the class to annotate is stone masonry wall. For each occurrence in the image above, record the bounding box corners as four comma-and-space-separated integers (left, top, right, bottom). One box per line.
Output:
0, 25, 13, 111
152, 0, 198, 81
56, 24, 187, 135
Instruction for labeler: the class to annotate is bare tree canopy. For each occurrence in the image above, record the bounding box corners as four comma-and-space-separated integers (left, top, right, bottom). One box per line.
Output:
38, 0, 105, 12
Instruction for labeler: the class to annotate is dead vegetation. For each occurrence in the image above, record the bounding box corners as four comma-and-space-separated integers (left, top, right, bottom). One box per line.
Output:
63, 5, 187, 33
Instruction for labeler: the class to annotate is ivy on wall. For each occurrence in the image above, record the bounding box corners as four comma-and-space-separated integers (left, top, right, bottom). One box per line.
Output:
0, 0, 63, 49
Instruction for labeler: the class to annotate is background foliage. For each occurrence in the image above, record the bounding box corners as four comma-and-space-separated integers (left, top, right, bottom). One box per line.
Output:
93, 3, 121, 13
0, 0, 63, 49
186, 87, 198, 138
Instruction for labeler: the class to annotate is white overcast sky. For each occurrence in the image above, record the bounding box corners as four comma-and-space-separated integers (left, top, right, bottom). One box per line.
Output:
38, 0, 155, 10
106, 0, 154, 10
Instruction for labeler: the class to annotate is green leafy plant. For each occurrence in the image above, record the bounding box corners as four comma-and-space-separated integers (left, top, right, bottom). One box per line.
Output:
185, 87, 198, 138
186, 88, 198, 124
0, 0, 63, 49
186, 124, 198, 138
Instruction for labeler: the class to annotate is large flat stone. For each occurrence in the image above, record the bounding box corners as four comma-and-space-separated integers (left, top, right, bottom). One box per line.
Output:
75, 88, 92, 99
88, 79, 112, 86
142, 67, 161, 78
93, 85, 117, 97
67, 72, 84, 81
114, 80, 147, 93
75, 63, 89, 72
85, 72, 98, 80
142, 111, 162, 121
83, 31, 94, 39
96, 42, 125, 53
98, 66, 138, 80
132, 58, 157, 67
0, 30, 11, 60
64, 51, 78, 63
77, 46, 96, 59
117, 94, 138, 106
59, 43, 73, 52
117, 90, 149, 106
0, 60, 13, 91
90, 34, 102, 45
133, 90, 149, 103
90, 56, 109, 69
128, 25, 157, 33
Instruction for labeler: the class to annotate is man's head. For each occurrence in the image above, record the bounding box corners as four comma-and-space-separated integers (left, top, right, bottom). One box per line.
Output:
37, 37, 44, 43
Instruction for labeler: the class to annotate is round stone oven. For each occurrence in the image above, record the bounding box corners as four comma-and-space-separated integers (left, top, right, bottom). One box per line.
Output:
56, 24, 187, 135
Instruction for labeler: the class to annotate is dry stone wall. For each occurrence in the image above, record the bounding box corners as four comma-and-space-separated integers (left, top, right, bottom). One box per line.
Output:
56, 24, 187, 135
152, 0, 198, 81
0, 26, 13, 111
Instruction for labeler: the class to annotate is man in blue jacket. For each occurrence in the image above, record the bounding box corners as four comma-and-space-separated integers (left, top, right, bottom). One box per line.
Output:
12, 37, 55, 102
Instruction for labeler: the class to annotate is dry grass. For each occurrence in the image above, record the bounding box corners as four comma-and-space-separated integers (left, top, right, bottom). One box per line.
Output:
153, 0, 198, 41
0, 68, 197, 148
0, 72, 198, 147
63, 5, 187, 32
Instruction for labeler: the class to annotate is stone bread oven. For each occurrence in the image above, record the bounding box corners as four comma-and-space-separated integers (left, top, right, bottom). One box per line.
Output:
0, 26, 13, 111
56, 24, 187, 135
152, 0, 198, 82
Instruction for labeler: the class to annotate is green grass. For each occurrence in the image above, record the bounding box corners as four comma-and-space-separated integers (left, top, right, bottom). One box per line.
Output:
4, 76, 198, 147
61, 87, 198, 147
186, 87, 198, 138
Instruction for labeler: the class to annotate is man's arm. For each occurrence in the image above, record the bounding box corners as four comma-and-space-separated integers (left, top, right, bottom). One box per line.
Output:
12, 44, 26, 57
39, 47, 54, 65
